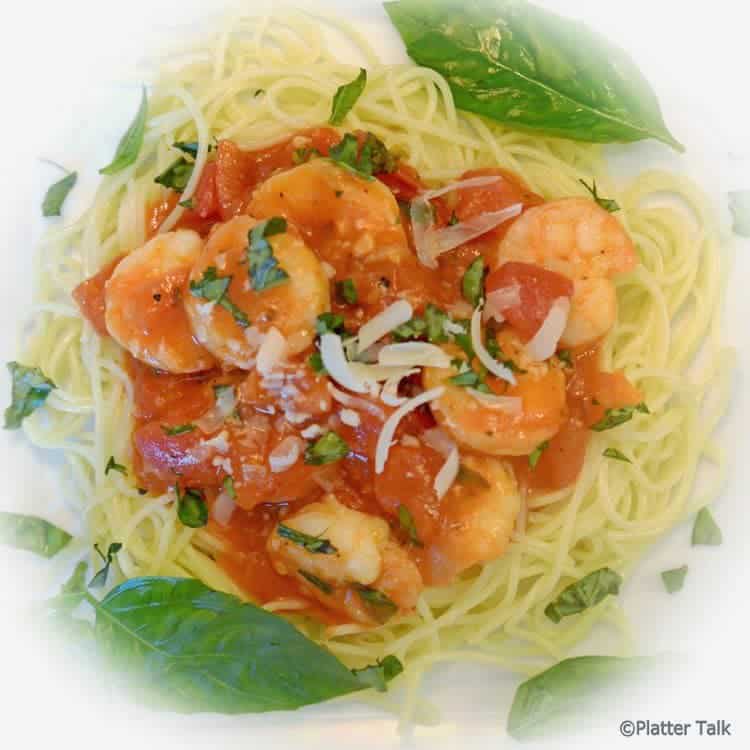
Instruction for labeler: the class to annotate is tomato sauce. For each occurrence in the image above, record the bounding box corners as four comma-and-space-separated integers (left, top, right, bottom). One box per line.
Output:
83, 128, 642, 620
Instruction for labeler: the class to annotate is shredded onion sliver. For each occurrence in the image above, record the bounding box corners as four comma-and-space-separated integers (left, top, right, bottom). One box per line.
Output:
213, 490, 236, 527
378, 342, 452, 369
356, 300, 413, 354
375, 387, 445, 474
327, 383, 386, 420
320, 334, 367, 394
525, 297, 571, 362
470, 307, 516, 385
256, 327, 287, 376
434, 447, 460, 499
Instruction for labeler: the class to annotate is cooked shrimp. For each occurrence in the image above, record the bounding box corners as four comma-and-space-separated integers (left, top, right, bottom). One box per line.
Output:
426, 454, 521, 585
267, 494, 422, 623
423, 337, 567, 456
184, 215, 329, 369
104, 230, 216, 373
493, 198, 638, 347
248, 159, 410, 266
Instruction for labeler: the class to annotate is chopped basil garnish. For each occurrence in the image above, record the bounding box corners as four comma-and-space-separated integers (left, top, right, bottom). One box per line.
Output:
462, 257, 485, 306
172, 141, 213, 158
603, 447, 631, 463
42, 171, 77, 217
579, 179, 620, 213
298, 569, 333, 595
356, 586, 397, 621
729, 191, 750, 237
397, 505, 422, 547
449, 364, 490, 392
190, 266, 249, 328
0, 512, 72, 558
329, 68, 367, 126
308, 350, 327, 375
213, 383, 233, 399
661, 565, 688, 594
557, 349, 573, 367
176, 487, 208, 528
329, 132, 396, 180
222, 475, 236, 499
162, 424, 195, 436
179, 198, 194, 210
277, 524, 337, 555
691, 507, 722, 546
247, 218, 290, 292
544, 567, 622, 623
4, 362, 56, 429
528, 440, 549, 469
315, 312, 346, 336
590, 403, 649, 431
99, 87, 148, 175
89, 542, 123, 589
424, 304, 448, 343
451, 318, 475, 360
292, 147, 321, 165
336, 278, 358, 305
352, 655, 404, 692
105, 456, 127, 476
304, 431, 350, 465
155, 158, 194, 192
393, 316, 427, 341
456, 464, 491, 489
448, 211, 459, 226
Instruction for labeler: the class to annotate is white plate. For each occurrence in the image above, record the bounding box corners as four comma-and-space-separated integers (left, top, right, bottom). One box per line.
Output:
0, 1, 748, 748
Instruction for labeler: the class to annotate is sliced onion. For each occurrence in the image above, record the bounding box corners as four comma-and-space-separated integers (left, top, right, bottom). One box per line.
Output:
379, 368, 419, 407
484, 283, 521, 322
356, 300, 413, 354
349, 362, 415, 386
213, 489, 236, 527
195, 385, 237, 434
434, 447, 460, 499
269, 436, 303, 473
421, 427, 456, 457
327, 383, 385, 420
256, 327, 288, 376
470, 307, 516, 384
375, 387, 445, 474
339, 409, 361, 428
525, 297, 571, 362
378, 342, 452, 369
468, 390, 523, 414
320, 334, 367, 394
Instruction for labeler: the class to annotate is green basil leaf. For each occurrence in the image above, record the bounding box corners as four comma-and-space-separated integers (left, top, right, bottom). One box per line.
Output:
0, 512, 72, 558
450, 318, 475, 360
190, 267, 250, 328
315, 312, 346, 336
557, 349, 573, 367
462, 257, 485, 306
691, 507, 722, 546
603, 447, 631, 463
89, 542, 123, 589
385, 0, 682, 150
4, 362, 56, 429
222, 475, 236, 499
105, 456, 128, 476
352, 655, 404, 692
173, 141, 215, 158
298, 569, 333, 595
155, 158, 194, 192
329, 132, 396, 180
308, 350, 327, 375
329, 68, 367, 126
544, 567, 622, 623
424, 304, 448, 343
42, 171, 78, 217
579, 179, 620, 213
729, 191, 750, 237
177, 488, 208, 528
100, 87, 148, 175
456, 464, 491, 489
336, 278, 358, 305
247, 219, 290, 291
528, 440, 549, 469
356, 586, 397, 623
277, 524, 337, 554
590, 403, 648, 432
93, 576, 369, 712
661, 565, 688, 594
292, 147, 321, 165
304, 431, 350, 465
507, 656, 647, 739
392, 316, 427, 341
397, 504, 422, 547
161, 424, 195, 436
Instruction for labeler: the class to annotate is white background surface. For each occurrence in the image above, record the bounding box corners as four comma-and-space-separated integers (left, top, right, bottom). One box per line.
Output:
0, 1, 748, 748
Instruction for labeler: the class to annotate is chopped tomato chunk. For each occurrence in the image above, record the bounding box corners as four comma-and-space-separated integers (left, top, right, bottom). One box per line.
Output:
486, 261, 574, 340
377, 163, 423, 202
191, 160, 220, 219
71, 255, 123, 336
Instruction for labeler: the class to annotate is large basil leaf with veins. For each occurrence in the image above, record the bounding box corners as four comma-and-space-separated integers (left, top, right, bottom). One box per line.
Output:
385, 0, 682, 150
94, 577, 367, 713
